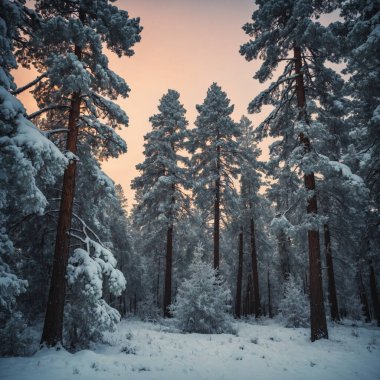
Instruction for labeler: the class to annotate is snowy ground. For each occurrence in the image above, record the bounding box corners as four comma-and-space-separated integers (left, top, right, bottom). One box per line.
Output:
1, 318, 379, 380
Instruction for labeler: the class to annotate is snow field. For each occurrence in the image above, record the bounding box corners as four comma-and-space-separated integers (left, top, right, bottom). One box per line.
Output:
1, 318, 379, 380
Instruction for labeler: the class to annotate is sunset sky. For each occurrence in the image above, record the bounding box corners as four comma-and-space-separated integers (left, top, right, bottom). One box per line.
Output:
14, 0, 272, 206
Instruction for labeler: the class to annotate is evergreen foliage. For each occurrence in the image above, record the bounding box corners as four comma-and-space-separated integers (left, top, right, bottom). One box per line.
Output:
279, 275, 310, 328
170, 244, 233, 334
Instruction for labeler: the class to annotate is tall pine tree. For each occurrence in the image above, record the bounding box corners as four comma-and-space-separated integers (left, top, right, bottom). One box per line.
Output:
240, 0, 343, 341
190, 83, 240, 270
18, 0, 142, 347
132, 89, 190, 317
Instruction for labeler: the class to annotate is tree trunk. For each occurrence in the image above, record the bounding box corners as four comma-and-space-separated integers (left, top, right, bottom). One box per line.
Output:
278, 230, 290, 280
267, 269, 273, 318
156, 256, 161, 308
214, 145, 221, 270
40, 45, 82, 347
358, 271, 371, 322
369, 262, 380, 326
249, 281, 254, 315
235, 228, 243, 318
294, 46, 328, 341
323, 224, 340, 322
250, 217, 261, 318
244, 275, 252, 316
163, 224, 173, 317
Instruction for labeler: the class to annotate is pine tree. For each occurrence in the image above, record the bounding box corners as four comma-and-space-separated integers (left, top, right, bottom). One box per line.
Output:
234, 227, 244, 318
131, 89, 190, 317
190, 83, 240, 270
240, 0, 344, 341
17, 0, 142, 347
331, 0, 380, 324
0, 0, 66, 349
238, 116, 263, 318
170, 244, 232, 333
280, 275, 310, 328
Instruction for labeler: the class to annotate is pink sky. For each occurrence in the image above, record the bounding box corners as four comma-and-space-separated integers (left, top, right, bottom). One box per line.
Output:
14, 0, 272, 206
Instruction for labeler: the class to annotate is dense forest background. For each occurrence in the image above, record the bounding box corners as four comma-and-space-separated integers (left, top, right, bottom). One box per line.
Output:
0, 0, 379, 356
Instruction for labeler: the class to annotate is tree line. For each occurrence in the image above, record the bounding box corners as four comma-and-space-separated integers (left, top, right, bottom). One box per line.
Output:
0, 0, 379, 354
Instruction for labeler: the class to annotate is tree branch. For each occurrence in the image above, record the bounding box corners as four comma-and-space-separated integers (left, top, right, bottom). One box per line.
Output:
11, 72, 48, 95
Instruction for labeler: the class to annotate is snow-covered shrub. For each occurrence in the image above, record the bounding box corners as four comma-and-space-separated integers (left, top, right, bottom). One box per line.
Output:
0, 233, 31, 356
64, 239, 126, 349
0, 234, 28, 318
279, 275, 310, 328
170, 244, 233, 334
0, 312, 32, 356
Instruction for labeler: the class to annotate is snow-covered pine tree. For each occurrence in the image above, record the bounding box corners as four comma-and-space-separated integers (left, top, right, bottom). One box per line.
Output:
16, 0, 142, 347
238, 115, 264, 318
190, 83, 240, 270
240, 0, 344, 341
0, 0, 67, 353
170, 244, 232, 333
9, 145, 130, 349
331, 0, 380, 325
131, 89, 190, 317
312, 100, 370, 322
279, 274, 310, 328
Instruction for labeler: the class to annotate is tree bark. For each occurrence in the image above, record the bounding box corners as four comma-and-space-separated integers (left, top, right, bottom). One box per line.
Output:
278, 230, 291, 280
267, 269, 273, 318
163, 224, 173, 317
235, 228, 243, 318
156, 255, 161, 308
250, 217, 261, 318
41, 92, 81, 347
323, 224, 340, 322
214, 144, 221, 270
358, 271, 371, 322
369, 262, 380, 326
294, 46, 328, 341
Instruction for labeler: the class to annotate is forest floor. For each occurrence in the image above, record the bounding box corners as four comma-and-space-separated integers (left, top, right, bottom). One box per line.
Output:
1, 318, 379, 380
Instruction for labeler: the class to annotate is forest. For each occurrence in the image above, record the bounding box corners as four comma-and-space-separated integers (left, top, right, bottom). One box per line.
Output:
0, 0, 379, 379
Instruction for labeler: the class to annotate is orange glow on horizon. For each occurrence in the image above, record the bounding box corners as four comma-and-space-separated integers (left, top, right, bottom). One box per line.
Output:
13, 0, 273, 208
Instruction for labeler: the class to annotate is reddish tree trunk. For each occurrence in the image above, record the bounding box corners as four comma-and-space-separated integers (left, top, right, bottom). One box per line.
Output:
294, 46, 328, 341
235, 229, 243, 318
163, 224, 173, 317
250, 217, 261, 318
214, 145, 221, 270
41, 89, 82, 347
369, 262, 380, 326
323, 224, 340, 322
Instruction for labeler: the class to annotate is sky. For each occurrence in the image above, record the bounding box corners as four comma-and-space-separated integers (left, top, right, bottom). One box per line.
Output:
14, 0, 272, 206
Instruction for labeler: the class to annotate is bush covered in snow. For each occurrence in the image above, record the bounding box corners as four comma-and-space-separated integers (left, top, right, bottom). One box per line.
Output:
64, 239, 126, 349
0, 312, 32, 356
279, 275, 310, 328
170, 244, 233, 334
